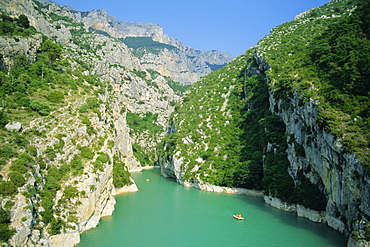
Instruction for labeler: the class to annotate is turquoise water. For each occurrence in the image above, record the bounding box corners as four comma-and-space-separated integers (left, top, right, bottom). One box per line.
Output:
78, 169, 347, 246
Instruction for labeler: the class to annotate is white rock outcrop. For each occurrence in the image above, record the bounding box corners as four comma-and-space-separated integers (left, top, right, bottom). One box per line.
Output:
5, 122, 22, 132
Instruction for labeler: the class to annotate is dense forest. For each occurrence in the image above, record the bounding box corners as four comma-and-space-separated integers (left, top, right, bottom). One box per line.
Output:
309, 1, 370, 162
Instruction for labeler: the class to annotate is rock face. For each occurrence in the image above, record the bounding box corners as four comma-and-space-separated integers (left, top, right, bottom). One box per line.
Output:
138, 48, 230, 85
78, 9, 233, 84
4, 122, 22, 132
4, 89, 141, 246
245, 52, 370, 244
0, 34, 42, 69
269, 87, 370, 237
0, 0, 233, 246
161, 51, 370, 246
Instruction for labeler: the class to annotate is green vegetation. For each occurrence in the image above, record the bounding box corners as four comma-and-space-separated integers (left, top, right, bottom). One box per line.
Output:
0, 207, 15, 242
2, 0, 368, 243
126, 112, 163, 166
160, 51, 263, 187
49, 12, 73, 23
0, 9, 121, 240
120, 36, 176, 51
132, 143, 150, 166
120, 37, 177, 57
112, 155, 132, 187
126, 112, 163, 135
159, 0, 370, 211
88, 27, 112, 38
205, 62, 227, 72
0, 12, 36, 37
258, 0, 370, 169
308, 1, 370, 161
93, 153, 109, 172
163, 76, 188, 95
45, 91, 64, 103
146, 69, 188, 95
79, 146, 94, 159
161, 50, 325, 206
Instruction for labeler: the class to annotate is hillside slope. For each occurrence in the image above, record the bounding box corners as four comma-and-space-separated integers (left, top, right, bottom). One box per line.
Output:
159, 0, 370, 246
0, 0, 234, 246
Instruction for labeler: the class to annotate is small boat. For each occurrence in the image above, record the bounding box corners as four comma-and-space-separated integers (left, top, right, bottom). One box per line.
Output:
233, 214, 244, 220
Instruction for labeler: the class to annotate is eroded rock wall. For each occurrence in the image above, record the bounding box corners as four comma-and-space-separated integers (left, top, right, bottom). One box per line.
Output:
270, 89, 370, 236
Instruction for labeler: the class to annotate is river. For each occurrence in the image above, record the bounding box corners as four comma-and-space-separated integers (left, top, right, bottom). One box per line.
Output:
78, 169, 347, 246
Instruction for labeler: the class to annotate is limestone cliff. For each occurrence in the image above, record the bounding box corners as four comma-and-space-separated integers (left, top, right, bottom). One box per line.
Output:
159, 46, 370, 247
0, 34, 42, 69
78, 8, 233, 84
0, 0, 223, 245
158, 1, 370, 247
269, 88, 370, 236
2, 76, 139, 246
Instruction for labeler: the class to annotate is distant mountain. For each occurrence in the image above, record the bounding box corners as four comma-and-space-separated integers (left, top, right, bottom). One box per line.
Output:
77, 8, 233, 85
36, 0, 233, 85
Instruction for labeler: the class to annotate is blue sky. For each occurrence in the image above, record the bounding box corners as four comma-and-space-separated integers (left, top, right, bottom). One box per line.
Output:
55, 0, 329, 57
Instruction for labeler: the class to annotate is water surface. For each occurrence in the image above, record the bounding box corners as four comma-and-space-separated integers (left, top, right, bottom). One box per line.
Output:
78, 169, 347, 246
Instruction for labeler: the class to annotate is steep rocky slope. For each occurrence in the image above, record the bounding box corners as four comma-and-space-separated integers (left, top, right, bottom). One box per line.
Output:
78, 8, 233, 85
158, 0, 370, 246
2, 0, 369, 246
0, 0, 232, 246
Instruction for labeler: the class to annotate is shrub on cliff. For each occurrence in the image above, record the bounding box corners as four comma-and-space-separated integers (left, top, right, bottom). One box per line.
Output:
0, 207, 15, 242
9, 171, 25, 188
38, 39, 62, 67
49, 218, 65, 235
0, 181, 17, 196
308, 1, 370, 165
45, 91, 64, 103
0, 111, 8, 128
79, 146, 94, 160
0, 145, 16, 159
0, 12, 35, 37
113, 155, 132, 187
29, 100, 50, 116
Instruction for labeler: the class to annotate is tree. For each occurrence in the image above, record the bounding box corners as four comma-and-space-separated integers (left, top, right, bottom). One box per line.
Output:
0, 111, 8, 127
39, 39, 62, 66
0, 207, 15, 242
0, 13, 15, 35
16, 14, 30, 29
0, 207, 11, 224
10, 55, 30, 77
9, 171, 25, 188
309, 1, 370, 96
29, 100, 50, 116
0, 181, 17, 196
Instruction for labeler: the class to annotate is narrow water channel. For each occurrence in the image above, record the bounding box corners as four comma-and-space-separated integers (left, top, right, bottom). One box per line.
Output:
78, 169, 347, 246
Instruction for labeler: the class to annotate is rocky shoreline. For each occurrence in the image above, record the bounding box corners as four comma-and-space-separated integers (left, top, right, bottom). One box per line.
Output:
165, 175, 357, 245
179, 179, 264, 197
